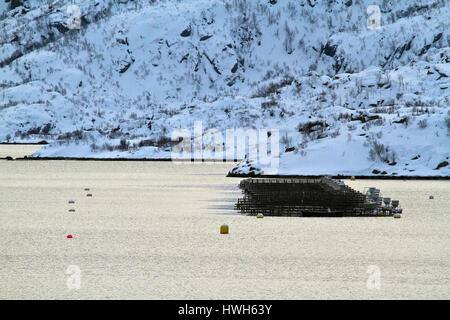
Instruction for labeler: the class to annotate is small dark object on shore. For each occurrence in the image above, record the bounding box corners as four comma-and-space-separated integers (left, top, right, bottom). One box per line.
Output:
285, 146, 295, 152
434, 161, 448, 170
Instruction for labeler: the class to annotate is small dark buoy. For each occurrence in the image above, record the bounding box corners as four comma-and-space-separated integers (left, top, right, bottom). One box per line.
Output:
68, 200, 75, 204
84, 188, 90, 191
429, 195, 434, 199
68, 209, 76, 212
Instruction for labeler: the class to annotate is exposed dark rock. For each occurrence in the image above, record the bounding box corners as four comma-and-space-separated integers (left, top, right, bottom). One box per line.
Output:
433, 33, 442, 43
50, 22, 69, 34
116, 38, 129, 45
41, 123, 52, 135
180, 26, 191, 37
10, 0, 23, 10
350, 114, 380, 123
285, 146, 295, 152
231, 62, 238, 73
200, 35, 212, 41
307, 0, 317, 7
393, 117, 408, 124
419, 44, 431, 56
227, 76, 238, 87
323, 41, 337, 57
395, 37, 415, 59
372, 169, 381, 174
119, 58, 135, 74
297, 121, 328, 134
434, 161, 449, 170
81, 16, 90, 25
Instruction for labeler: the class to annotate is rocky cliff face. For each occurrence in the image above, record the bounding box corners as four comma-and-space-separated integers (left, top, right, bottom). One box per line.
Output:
0, 0, 449, 175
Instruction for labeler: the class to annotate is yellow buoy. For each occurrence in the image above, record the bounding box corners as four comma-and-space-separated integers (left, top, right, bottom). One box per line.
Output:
220, 224, 229, 234
256, 213, 264, 218
350, 176, 356, 181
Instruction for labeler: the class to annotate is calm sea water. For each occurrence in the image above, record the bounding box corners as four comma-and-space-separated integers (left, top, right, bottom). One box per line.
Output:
0, 145, 449, 299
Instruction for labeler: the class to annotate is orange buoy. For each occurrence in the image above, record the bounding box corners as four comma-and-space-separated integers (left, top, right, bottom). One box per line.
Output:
67, 234, 73, 238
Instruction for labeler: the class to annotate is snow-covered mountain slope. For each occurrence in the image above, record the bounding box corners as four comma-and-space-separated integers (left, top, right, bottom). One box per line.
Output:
0, 0, 449, 176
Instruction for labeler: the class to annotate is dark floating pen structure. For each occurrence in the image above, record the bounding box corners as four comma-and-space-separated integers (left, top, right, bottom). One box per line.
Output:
235, 176, 402, 217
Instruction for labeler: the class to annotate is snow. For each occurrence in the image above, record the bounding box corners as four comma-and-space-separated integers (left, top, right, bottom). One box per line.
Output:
0, 0, 449, 176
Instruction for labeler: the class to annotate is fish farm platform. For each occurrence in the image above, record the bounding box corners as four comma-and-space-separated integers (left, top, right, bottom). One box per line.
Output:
235, 177, 400, 217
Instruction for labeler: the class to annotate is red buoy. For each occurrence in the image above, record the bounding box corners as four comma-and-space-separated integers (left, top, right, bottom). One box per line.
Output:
67, 234, 73, 239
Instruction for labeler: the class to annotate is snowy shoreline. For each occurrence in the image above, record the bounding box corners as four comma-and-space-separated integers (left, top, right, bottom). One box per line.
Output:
1, 141, 448, 179
1, 1, 449, 180
1, 154, 448, 180
226, 173, 450, 180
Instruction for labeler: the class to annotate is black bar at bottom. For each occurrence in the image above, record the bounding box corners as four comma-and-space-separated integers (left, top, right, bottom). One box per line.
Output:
0, 300, 446, 319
